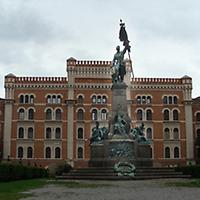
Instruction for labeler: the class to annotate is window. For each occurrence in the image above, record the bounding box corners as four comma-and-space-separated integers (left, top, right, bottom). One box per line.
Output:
164, 128, 170, 140
18, 147, 23, 158
169, 96, 172, 104
19, 95, 24, 103
102, 96, 107, 104
101, 109, 107, 120
46, 109, 52, 120
18, 127, 24, 138
47, 95, 51, 104
142, 96, 146, 104
165, 147, 170, 158
163, 96, 167, 104
92, 109, 98, 121
173, 110, 179, 121
55, 147, 61, 158
28, 109, 34, 120
77, 147, 83, 159
30, 95, 34, 104
147, 96, 152, 104
146, 128, 152, 140
196, 113, 200, 121
174, 147, 179, 158
137, 96, 141, 104
45, 147, 51, 158
57, 95, 61, 104
173, 128, 179, 140
92, 95, 96, 103
146, 109, 152, 121
27, 147, 33, 158
19, 108, 25, 120
25, 95, 29, 103
52, 95, 56, 104
46, 128, 51, 139
55, 128, 61, 139
174, 96, 178, 104
97, 95, 101, 104
55, 109, 61, 120
78, 128, 83, 139
77, 95, 84, 104
163, 110, 169, 121
28, 127, 33, 139
77, 109, 84, 121
137, 109, 143, 121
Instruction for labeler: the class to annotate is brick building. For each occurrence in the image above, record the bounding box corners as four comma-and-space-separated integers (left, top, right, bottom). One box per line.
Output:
1, 57, 199, 167
0, 98, 4, 159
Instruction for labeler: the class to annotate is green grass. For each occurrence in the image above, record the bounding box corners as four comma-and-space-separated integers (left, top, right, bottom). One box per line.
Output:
0, 179, 111, 200
0, 179, 47, 200
165, 179, 200, 187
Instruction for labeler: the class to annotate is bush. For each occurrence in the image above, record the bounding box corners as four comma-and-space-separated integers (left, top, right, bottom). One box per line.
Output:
55, 163, 72, 176
175, 165, 200, 178
0, 164, 49, 182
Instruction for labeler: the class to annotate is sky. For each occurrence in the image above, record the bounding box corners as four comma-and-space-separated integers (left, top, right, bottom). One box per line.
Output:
0, 0, 200, 98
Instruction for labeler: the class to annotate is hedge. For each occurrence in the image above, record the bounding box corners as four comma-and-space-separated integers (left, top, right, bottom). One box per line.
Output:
0, 164, 48, 181
175, 165, 200, 178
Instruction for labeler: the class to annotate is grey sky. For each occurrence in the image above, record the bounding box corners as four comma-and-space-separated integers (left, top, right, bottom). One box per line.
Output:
0, 0, 200, 97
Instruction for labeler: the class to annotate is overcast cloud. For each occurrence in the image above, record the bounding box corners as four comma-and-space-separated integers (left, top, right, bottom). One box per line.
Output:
0, 0, 200, 97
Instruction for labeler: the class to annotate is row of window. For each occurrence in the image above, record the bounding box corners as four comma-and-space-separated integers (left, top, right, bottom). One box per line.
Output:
47, 95, 62, 104
163, 96, 178, 105
18, 108, 62, 121
18, 127, 34, 139
136, 109, 179, 121
164, 147, 180, 158
91, 95, 107, 104
164, 128, 179, 140
196, 113, 200, 122
19, 95, 34, 104
17, 146, 61, 159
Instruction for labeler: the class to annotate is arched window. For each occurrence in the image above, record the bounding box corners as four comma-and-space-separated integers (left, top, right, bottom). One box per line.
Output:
137, 109, 143, 121
77, 109, 84, 121
174, 147, 179, 158
173, 110, 179, 121
91, 109, 98, 121
55, 127, 61, 139
164, 128, 170, 140
18, 147, 23, 158
78, 127, 83, 139
55, 109, 61, 121
146, 128, 152, 140
163, 96, 167, 104
92, 95, 96, 104
147, 96, 152, 104
163, 110, 169, 121
45, 147, 51, 158
137, 96, 141, 104
169, 96, 172, 104
97, 95, 101, 104
77, 95, 84, 104
30, 95, 34, 104
142, 96, 146, 104
47, 95, 51, 104
19, 108, 25, 120
57, 95, 61, 104
27, 147, 33, 158
173, 128, 179, 140
46, 128, 51, 139
102, 96, 107, 104
196, 113, 200, 121
25, 95, 29, 103
55, 147, 61, 158
46, 109, 52, 120
28, 127, 33, 139
146, 109, 152, 121
165, 147, 170, 158
52, 95, 56, 104
18, 127, 24, 138
19, 95, 24, 103
28, 109, 34, 120
101, 109, 107, 120
173, 96, 178, 104
77, 147, 83, 159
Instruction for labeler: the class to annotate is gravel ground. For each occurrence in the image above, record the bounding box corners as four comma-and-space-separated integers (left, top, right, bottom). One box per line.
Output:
21, 179, 200, 200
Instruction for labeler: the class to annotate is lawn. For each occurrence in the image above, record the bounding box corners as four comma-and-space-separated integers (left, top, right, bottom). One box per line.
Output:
165, 179, 200, 187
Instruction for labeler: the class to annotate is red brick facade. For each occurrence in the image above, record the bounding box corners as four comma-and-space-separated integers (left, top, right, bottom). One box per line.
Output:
1, 58, 198, 167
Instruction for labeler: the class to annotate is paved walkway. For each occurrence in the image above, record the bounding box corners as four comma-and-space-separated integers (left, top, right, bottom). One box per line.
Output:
21, 179, 200, 200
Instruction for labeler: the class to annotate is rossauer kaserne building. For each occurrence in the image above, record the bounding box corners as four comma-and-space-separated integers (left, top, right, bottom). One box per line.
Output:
1, 57, 200, 168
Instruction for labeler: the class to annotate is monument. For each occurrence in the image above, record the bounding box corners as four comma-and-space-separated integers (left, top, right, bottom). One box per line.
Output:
89, 20, 152, 173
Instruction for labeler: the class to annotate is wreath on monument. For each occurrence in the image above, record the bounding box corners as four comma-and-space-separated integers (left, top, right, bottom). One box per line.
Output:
114, 162, 136, 177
